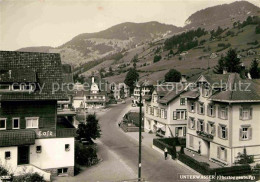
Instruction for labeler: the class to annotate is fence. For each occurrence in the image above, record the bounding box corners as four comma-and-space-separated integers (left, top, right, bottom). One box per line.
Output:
178, 153, 252, 176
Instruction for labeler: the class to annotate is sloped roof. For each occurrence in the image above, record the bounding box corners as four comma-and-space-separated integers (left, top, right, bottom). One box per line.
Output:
0, 69, 37, 83
154, 83, 186, 104
0, 51, 66, 101
210, 73, 260, 102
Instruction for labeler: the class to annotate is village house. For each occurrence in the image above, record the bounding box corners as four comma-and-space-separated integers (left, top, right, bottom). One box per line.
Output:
73, 76, 108, 109
0, 51, 76, 179
144, 83, 188, 137
183, 73, 260, 166
132, 82, 151, 106
110, 82, 130, 100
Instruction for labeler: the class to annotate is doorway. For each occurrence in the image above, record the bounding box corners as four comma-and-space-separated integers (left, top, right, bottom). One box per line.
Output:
18, 146, 30, 165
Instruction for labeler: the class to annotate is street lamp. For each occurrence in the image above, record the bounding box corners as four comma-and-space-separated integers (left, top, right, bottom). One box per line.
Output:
137, 84, 143, 182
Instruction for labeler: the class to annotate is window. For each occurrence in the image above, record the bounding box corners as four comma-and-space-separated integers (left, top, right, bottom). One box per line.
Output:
180, 98, 186, 105
199, 120, 204, 131
0, 118, 6, 130
65, 144, 70, 151
58, 168, 68, 175
175, 110, 187, 120
218, 106, 228, 119
0, 84, 10, 91
5, 151, 11, 159
208, 105, 215, 117
150, 107, 154, 116
189, 117, 195, 129
26, 117, 39, 128
218, 125, 228, 139
12, 118, 20, 129
239, 107, 252, 120
242, 128, 248, 140
36, 146, 42, 153
190, 102, 195, 112
240, 127, 252, 141
217, 147, 227, 161
207, 122, 215, 135
198, 103, 204, 115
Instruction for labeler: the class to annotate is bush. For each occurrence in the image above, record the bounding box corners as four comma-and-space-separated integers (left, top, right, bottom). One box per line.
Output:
13, 173, 45, 182
75, 141, 98, 166
153, 55, 162, 63
0, 165, 9, 176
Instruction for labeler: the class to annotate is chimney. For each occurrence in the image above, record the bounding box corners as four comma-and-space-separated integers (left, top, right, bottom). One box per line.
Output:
92, 76, 95, 83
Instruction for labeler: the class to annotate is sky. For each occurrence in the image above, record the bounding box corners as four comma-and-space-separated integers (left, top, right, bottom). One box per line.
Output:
0, 0, 259, 50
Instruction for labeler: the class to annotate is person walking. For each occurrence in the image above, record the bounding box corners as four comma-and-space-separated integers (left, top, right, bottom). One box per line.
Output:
164, 148, 168, 160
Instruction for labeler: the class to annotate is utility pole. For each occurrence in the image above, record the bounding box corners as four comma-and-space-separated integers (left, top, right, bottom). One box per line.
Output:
137, 85, 143, 181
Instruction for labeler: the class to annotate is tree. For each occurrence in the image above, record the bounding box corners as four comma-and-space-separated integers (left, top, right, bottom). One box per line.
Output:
249, 59, 260, 79
153, 55, 162, 63
77, 114, 101, 142
225, 49, 241, 73
124, 68, 139, 94
164, 69, 182, 82
214, 49, 241, 74
120, 86, 125, 99
214, 55, 225, 74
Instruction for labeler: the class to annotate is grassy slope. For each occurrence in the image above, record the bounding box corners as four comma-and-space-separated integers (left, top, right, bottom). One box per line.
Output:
96, 24, 260, 84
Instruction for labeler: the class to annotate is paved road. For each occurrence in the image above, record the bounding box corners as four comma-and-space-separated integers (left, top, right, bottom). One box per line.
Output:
55, 100, 196, 182
96, 100, 196, 182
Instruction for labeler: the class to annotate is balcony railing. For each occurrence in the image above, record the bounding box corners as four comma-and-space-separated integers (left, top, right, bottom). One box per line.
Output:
196, 131, 214, 140
56, 128, 77, 138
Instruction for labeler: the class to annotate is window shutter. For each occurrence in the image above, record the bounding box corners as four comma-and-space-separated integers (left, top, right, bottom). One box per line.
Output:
206, 105, 209, 116
165, 110, 167, 119
218, 106, 221, 118
207, 123, 209, 133
183, 127, 186, 136
224, 149, 227, 161
249, 128, 252, 140
197, 120, 200, 131
193, 103, 196, 112
173, 111, 177, 120
225, 128, 228, 140
188, 118, 191, 129
202, 121, 205, 132
213, 125, 216, 136
239, 128, 242, 140
213, 105, 216, 117
225, 107, 228, 119
239, 108, 243, 120
39, 119, 44, 128
185, 111, 187, 120
197, 103, 200, 114
249, 108, 253, 120
218, 125, 221, 138
202, 104, 205, 115
175, 127, 178, 137
217, 146, 220, 159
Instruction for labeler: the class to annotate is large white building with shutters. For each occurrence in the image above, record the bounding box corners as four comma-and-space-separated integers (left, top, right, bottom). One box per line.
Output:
183, 73, 260, 166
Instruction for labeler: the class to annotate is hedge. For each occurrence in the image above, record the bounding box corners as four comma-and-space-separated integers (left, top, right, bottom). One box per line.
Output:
153, 137, 186, 159
178, 153, 252, 176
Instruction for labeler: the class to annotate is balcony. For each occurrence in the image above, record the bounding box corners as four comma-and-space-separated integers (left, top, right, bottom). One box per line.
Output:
56, 128, 77, 138
56, 116, 77, 138
196, 130, 214, 141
